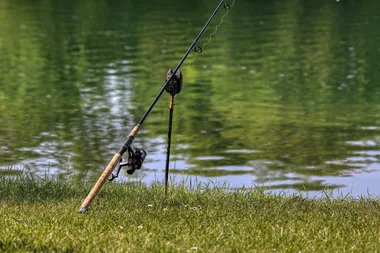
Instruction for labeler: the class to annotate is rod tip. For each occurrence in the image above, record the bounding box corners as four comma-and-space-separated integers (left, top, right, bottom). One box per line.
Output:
79, 207, 87, 213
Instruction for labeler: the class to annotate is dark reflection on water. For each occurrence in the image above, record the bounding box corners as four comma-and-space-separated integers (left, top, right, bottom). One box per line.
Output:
1, 0, 380, 197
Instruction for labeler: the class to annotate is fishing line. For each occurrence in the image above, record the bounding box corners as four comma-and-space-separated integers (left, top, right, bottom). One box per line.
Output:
187, 0, 235, 67
202, 0, 234, 50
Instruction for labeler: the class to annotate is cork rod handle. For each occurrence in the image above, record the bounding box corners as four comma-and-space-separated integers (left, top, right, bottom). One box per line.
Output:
79, 153, 121, 212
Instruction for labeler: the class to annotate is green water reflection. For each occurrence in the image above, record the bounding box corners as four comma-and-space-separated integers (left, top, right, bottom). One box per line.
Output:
1, 0, 380, 195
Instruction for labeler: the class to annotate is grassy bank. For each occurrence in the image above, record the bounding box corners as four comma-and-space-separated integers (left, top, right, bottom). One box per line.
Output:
1, 172, 380, 252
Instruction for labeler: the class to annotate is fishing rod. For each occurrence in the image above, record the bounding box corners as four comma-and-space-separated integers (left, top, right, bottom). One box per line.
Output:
79, 0, 231, 213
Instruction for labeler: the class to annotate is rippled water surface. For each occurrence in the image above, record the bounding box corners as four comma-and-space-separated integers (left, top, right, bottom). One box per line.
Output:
1, 0, 380, 197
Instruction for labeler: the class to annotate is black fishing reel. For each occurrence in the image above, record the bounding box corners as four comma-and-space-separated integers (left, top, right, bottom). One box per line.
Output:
108, 146, 147, 181
165, 69, 183, 95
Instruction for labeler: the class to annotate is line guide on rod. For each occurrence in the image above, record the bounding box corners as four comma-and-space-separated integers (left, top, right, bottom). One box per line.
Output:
79, 0, 231, 213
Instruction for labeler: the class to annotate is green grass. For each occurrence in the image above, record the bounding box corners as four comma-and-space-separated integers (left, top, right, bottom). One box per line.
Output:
1, 172, 380, 252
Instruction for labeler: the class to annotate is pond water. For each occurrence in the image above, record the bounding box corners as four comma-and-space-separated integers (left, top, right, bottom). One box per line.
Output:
1, 0, 380, 197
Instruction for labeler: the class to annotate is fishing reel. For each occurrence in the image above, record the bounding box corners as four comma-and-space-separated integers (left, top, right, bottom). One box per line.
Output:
165, 69, 183, 95
108, 146, 147, 181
